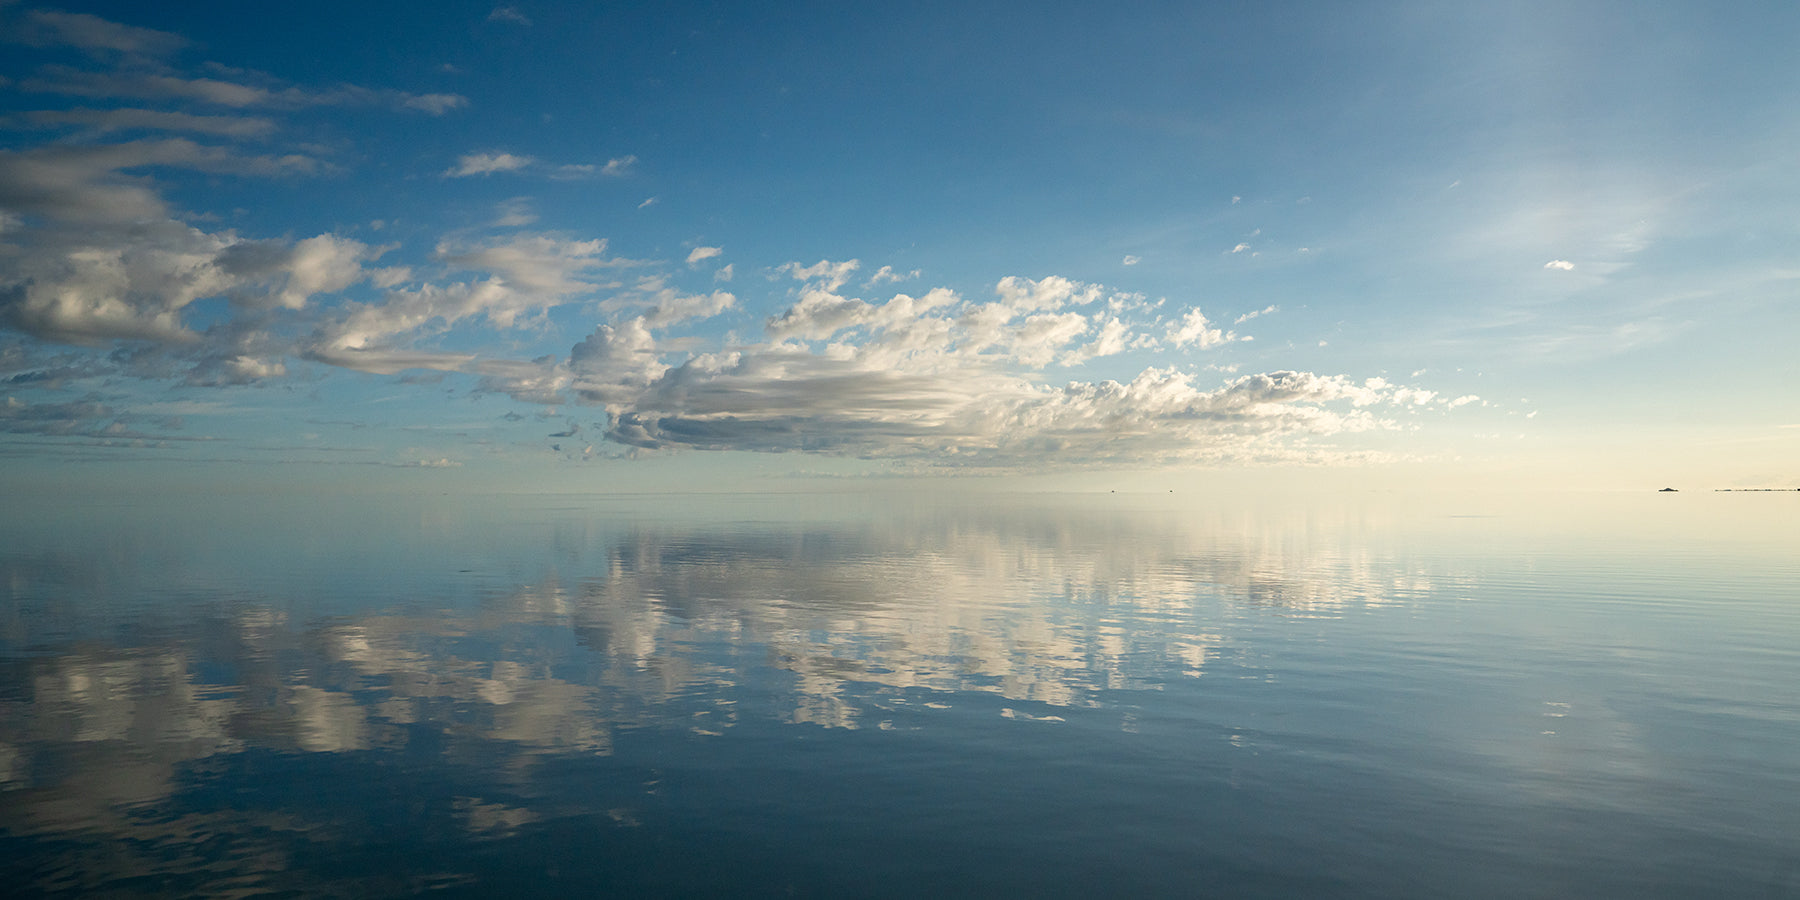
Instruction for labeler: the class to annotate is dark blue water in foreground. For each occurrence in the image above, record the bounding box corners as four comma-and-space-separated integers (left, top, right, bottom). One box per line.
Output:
2, 491, 1796, 898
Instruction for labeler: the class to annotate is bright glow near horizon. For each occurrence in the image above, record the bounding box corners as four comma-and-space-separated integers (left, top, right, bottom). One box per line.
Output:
1, 2, 1795, 492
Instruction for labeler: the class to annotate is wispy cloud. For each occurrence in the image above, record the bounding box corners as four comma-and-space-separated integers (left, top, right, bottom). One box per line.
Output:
865, 265, 919, 287
493, 197, 537, 227
445, 152, 533, 177
1234, 304, 1277, 324
777, 259, 861, 292
445, 151, 634, 179
19, 66, 467, 115
8, 10, 188, 58
17, 107, 277, 139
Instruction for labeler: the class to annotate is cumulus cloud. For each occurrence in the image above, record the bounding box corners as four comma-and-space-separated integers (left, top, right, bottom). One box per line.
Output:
307, 235, 619, 373
777, 259, 861, 292
585, 349, 1407, 465
1544, 259, 1576, 271
1060, 316, 1134, 366
642, 288, 736, 329
0, 8, 1468, 469
268, 235, 378, 310
1166, 308, 1235, 350
0, 137, 370, 348
533, 271, 1444, 466
1122, 255, 1141, 266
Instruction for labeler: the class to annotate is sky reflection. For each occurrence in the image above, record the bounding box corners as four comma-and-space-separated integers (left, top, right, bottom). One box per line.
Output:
2, 492, 1795, 897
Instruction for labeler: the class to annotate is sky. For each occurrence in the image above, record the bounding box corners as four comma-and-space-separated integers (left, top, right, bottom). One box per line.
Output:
1, 0, 1795, 494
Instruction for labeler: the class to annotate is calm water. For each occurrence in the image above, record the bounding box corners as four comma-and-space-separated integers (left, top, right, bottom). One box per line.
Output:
1, 491, 1795, 898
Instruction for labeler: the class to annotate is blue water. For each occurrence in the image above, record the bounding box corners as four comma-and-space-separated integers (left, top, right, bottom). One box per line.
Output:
1, 491, 1795, 897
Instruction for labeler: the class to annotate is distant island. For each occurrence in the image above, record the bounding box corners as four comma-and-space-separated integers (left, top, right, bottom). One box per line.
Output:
1655, 487, 1800, 492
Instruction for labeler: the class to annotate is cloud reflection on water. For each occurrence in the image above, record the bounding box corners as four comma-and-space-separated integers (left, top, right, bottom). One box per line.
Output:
0, 496, 1441, 891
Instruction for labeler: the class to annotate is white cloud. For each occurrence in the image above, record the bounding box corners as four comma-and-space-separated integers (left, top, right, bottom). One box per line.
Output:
1446, 394, 1480, 409
641, 288, 736, 329
400, 457, 461, 468
582, 346, 1417, 465
1231, 243, 1250, 254
269, 234, 376, 310
309, 235, 617, 372
865, 265, 920, 287
488, 6, 532, 25
445, 152, 533, 177
20, 66, 467, 115
1234, 304, 1277, 324
1544, 259, 1576, 271
551, 272, 1446, 466
402, 94, 467, 115
10, 10, 189, 57
638, 197, 659, 208
22, 108, 277, 139
1166, 308, 1234, 350
1121, 255, 1141, 266
494, 197, 537, 227
443, 153, 625, 181
777, 259, 861, 292
1060, 316, 1132, 366
993, 274, 1102, 311
0, 139, 349, 347
0, 17, 1469, 470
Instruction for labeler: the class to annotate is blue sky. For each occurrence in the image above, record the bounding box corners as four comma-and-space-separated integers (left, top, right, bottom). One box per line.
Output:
1, 1, 1795, 492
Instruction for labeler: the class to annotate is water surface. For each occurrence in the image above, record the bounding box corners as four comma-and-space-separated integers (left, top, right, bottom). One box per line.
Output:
2, 491, 1795, 897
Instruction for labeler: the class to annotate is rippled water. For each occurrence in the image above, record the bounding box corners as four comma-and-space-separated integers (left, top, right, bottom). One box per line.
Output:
2, 491, 1796, 897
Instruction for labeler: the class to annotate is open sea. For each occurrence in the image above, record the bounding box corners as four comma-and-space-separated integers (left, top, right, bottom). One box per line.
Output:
1, 490, 1795, 898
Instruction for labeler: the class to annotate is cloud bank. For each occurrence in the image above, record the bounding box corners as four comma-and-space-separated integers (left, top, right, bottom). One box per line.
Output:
0, 7, 1467, 471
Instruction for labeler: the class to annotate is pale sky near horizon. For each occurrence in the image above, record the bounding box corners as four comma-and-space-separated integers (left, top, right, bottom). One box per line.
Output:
1, 1, 1795, 493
